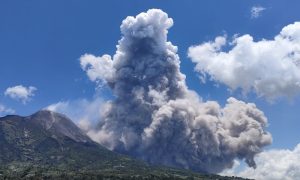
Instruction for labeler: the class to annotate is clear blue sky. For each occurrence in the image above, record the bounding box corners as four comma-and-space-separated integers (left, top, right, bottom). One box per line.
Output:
1, 0, 300, 151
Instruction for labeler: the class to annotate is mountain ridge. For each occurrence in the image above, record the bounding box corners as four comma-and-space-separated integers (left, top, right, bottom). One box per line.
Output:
0, 110, 249, 179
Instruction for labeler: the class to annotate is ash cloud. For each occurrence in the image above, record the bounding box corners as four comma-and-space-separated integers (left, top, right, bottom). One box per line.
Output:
80, 9, 272, 173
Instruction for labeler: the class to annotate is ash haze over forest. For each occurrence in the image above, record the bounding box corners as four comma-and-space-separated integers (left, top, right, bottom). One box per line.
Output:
1, 1, 300, 179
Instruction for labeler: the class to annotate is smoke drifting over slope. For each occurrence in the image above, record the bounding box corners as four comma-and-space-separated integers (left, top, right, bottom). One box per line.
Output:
80, 9, 272, 173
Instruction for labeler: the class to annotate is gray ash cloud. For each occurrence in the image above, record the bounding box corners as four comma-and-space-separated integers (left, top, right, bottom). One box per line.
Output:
80, 9, 272, 173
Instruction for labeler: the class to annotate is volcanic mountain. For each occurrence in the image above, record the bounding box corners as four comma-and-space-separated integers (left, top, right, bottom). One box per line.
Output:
0, 110, 247, 179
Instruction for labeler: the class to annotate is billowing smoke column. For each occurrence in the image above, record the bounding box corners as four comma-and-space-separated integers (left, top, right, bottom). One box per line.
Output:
80, 9, 272, 173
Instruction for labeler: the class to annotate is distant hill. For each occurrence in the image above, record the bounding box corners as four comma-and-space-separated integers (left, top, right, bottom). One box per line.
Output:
0, 110, 248, 179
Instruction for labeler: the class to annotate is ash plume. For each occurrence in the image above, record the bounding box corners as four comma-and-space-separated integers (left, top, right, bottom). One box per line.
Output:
80, 9, 272, 173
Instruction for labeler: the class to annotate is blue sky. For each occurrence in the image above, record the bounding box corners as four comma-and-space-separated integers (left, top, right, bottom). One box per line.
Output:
1, 0, 300, 156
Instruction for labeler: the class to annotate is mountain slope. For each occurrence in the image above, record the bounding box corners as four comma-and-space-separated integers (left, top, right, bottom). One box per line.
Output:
0, 110, 248, 179
0, 110, 140, 169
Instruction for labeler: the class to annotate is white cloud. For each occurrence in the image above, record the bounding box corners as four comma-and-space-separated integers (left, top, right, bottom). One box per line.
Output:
80, 54, 115, 84
4, 85, 37, 104
0, 103, 15, 116
222, 144, 300, 180
46, 98, 104, 132
251, 6, 266, 18
188, 22, 300, 101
